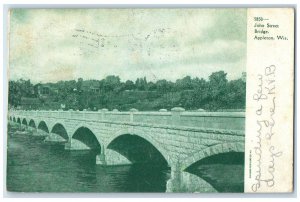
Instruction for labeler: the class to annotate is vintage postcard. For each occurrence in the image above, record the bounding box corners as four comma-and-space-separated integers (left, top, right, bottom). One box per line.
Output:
6, 8, 294, 193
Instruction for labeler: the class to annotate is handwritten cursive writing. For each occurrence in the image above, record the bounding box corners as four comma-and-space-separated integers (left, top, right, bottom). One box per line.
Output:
251, 65, 282, 192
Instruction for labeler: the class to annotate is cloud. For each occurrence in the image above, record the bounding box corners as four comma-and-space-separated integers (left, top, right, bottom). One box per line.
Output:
9, 9, 247, 83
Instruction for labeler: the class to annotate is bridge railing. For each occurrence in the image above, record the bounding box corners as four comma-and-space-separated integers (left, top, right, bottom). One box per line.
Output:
133, 112, 172, 125
9, 108, 245, 131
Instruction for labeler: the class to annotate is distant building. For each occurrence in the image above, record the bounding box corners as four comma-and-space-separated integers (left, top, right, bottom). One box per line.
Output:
34, 84, 50, 98
90, 86, 100, 93
82, 82, 101, 93
34, 84, 59, 98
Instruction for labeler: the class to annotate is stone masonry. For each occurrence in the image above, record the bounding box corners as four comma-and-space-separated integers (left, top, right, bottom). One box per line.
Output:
9, 108, 245, 192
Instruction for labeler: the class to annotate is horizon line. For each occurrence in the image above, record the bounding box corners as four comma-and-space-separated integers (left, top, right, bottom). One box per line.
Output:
8, 71, 246, 84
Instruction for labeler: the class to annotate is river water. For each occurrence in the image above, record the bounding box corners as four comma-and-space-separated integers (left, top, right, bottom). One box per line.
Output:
6, 123, 244, 193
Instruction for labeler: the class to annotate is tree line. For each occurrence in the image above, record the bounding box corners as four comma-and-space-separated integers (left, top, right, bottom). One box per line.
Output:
8, 71, 246, 111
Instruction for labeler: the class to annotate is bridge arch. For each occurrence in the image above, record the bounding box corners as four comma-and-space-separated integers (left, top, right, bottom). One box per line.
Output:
28, 119, 36, 128
51, 123, 69, 141
17, 117, 21, 124
13, 117, 16, 122
70, 126, 101, 152
37, 121, 49, 133
22, 118, 28, 126
105, 129, 171, 166
182, 142, 244, 170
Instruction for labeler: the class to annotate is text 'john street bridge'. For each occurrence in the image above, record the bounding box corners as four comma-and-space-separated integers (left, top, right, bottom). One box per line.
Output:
9, 108, 245, 192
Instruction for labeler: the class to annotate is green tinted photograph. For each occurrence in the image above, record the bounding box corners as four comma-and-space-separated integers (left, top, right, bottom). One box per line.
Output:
7, 9, 246, 193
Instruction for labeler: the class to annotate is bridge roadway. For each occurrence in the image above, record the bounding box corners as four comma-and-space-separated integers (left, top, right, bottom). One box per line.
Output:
9, 108, 245, 192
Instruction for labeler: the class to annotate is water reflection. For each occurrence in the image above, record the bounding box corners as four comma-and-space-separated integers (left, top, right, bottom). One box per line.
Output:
7, 124, 170, 192
7, 123, 244, 193
185, 152, 244, 192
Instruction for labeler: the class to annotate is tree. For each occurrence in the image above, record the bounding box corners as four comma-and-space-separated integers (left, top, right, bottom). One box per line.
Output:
206, 71, 228, 110
8, 79, 34, 108
147, 81, 157, 91
76, 78, 83, 92
124, 80, 135, 90
103, 75, 121, 92
135, 77, 148, 91
208, 71, 228, 97
176, 76, 193, 90
226, 79, 246, 109
191, 78, 209, 108
8, 72, 246, 111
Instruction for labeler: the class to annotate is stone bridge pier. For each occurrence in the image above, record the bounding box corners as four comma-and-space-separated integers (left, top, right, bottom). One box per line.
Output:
9, 108, 245, 192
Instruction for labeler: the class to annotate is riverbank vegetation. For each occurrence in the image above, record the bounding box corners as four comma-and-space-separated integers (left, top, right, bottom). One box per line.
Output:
8, 71, 246, 111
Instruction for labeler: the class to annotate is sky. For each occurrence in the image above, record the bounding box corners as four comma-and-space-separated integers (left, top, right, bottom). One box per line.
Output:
9, 9, 247, 83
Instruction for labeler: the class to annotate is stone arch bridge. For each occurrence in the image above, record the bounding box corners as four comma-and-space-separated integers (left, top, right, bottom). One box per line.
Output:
9, 108, 245, 192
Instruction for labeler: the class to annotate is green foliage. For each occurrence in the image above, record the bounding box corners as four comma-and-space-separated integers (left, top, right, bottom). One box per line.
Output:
8, 79, 35, 107
8, 71, 246, 111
